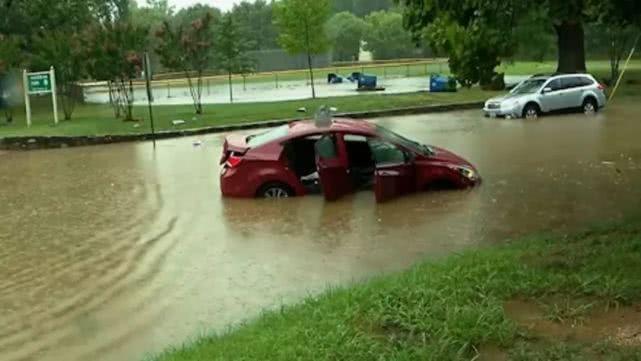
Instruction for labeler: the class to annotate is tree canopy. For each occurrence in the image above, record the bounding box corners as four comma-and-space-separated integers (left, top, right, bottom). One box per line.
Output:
326, 12, 367, 61
363, 10, 417, 60
398, 0, 641, 86
274, 0, 331, 98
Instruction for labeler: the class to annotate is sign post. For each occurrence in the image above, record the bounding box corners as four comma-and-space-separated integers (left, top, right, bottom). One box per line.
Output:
23, 67, 58, 127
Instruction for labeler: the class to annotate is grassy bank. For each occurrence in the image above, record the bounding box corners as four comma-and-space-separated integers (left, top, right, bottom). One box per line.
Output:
0, 88, 493, 137
150, 221, 641, 361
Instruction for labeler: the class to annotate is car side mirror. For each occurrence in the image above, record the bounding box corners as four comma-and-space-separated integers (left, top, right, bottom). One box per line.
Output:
542, 87, 552, 94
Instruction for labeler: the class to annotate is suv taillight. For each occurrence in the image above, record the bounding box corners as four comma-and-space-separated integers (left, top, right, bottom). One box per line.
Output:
598, 83, 606, 90
226, 155, 243, 168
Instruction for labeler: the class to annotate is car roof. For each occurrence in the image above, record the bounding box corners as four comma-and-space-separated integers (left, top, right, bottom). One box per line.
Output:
529, 73, 594, 81
285, 118, 377, 138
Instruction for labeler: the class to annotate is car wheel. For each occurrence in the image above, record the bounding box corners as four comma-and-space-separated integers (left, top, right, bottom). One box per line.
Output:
523, 103, 540, 120
258, 183, 293, 199
583, 98, 598, 115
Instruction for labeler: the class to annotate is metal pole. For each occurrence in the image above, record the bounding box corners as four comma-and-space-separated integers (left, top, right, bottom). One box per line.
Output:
22, 69, 31, 127
275, 73, 279, 89
50, 66, 59, 125
609, 34, 640, 102
144, 52, 156, 148
167, 81, 171, 98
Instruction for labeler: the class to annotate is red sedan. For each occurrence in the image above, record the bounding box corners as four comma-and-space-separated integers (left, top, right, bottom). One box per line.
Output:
220, 118, 480, 202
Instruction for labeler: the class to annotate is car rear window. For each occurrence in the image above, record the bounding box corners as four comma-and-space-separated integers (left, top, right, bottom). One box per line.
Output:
580, 77, 594, 86
246, 125, 289, 147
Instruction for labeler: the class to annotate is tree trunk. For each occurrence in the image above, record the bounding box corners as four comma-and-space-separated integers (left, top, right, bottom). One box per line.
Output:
307, 52, 316, 99
555, 21, 587, 74
228, 71, 233, 103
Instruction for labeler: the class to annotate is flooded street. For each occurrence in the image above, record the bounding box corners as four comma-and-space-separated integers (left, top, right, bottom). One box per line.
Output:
2, 102, 641, 361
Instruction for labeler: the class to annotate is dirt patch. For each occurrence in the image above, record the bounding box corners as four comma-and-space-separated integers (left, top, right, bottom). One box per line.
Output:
475, 344, 509, 361
505, 298, 641, 346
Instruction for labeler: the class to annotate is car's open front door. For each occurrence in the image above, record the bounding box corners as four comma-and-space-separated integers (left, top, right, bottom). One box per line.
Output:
369, 139, 416, 203
315, 134, 353, 201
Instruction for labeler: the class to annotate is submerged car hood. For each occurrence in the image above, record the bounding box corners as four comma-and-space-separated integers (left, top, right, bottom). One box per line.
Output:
426, 146, 474, 168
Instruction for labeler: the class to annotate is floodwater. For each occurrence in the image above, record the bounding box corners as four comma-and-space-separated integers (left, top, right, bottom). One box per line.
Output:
1, 101, 641, 361
82, 75, 528, 105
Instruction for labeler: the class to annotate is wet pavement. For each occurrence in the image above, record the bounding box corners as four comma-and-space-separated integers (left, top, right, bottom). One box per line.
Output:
1, 101, 641, 361
82, 75, 528, 105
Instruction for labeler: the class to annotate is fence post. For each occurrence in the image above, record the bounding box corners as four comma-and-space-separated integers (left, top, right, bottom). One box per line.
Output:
207, 79, 211, 95
406, 64, 410, 77
275, 73, 279, 89
425, 63, 428, 76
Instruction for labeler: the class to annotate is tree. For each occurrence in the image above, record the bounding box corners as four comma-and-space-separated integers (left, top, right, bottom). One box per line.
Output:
326, 12, 367, 61
84, 15, 148, 121
352, 0, 394, 17
587, 0, 641, 81
31, 32, 86, 120
156, 11, 215, 114
0, 34, 22, 123
231, 0, 278, 50
216, 13, 256, 103
398, 0, 641, 77
274, 0, 330, 99
363, 10, 417, 60
129, 0, 174, 72
331, 0, 394, 17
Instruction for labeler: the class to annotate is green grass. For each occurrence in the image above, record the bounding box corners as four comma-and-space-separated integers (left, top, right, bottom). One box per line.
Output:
148, 221, 641, 361
0, 88, 493, 137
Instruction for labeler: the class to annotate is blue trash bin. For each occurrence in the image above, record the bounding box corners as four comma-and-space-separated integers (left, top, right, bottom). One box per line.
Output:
358, 75, 377, 89
429, 74, 457, 92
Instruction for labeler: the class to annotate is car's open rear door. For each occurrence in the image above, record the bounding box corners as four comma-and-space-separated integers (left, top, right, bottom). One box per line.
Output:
315, 134, 352, 201
369, 139, 416, 203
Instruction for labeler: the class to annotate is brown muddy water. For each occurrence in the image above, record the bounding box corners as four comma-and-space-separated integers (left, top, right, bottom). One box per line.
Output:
1, 102, 641, 361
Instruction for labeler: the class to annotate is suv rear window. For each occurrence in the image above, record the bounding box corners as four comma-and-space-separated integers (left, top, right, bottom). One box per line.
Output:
579, 77, 594, 86
247, 125, 289, 147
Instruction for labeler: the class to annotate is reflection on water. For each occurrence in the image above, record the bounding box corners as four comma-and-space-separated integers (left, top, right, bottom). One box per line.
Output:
1, 101, 641, 360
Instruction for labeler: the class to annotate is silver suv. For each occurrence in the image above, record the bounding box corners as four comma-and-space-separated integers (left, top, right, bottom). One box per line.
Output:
483, 74, 607, 119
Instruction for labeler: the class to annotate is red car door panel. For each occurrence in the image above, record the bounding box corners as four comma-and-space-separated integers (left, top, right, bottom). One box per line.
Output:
315, 134, 353, 201
369, 139, 416, 203
374, 163, 415, 203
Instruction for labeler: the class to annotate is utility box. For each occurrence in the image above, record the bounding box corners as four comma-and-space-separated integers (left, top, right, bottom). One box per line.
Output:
429, 74, 458, 92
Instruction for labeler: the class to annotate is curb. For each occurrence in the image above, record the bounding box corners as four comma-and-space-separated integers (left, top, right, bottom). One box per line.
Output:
0, 101, 484, 151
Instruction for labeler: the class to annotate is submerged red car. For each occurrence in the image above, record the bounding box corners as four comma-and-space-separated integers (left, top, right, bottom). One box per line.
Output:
220, 118, 480, 202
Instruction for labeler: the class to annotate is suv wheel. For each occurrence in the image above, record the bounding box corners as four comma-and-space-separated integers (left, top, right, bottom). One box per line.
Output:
523, 103, 540, 120
583, 98, 598, 115
258, 183, 293, 199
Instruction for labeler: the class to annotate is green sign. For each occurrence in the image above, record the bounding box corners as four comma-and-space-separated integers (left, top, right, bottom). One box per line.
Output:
28, 73, 52, 93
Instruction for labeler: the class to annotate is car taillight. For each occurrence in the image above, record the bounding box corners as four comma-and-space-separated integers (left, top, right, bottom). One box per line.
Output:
598, 83, 606, 90
226, 155, 243, 168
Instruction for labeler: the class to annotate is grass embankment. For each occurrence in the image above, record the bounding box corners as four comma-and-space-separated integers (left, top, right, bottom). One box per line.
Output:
0, 88, 492, 137
2, 60, 640, 138
150, 222, 641, 361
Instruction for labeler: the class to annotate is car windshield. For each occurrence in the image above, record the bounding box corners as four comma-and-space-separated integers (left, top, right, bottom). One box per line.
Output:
375, 124, 434, 155
246, 125, 289, 147
512, 79, 547, 94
